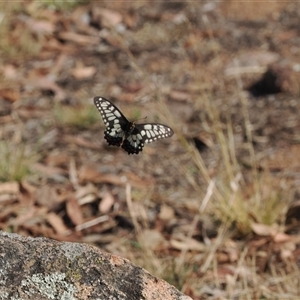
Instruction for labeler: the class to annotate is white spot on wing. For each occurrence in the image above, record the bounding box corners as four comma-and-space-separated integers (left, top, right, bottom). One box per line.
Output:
114, 110, 121, 118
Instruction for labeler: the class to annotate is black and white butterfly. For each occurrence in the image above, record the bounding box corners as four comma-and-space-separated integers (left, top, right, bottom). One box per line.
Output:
94, 97, 174, 154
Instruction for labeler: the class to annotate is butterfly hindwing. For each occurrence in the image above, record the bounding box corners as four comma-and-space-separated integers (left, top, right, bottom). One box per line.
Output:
121, 126, 144, 154
94, 97, 174, 154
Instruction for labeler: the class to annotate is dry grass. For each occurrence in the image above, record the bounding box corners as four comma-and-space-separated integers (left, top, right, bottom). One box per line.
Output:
112, 7, 300, 299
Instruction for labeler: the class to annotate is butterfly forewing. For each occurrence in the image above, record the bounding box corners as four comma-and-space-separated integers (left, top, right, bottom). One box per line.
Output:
94, 97, 127, 147
93, 96, 174, 154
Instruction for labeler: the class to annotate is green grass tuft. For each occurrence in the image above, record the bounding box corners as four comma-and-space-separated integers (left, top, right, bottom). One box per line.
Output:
54, 104, 99, 129
0, 141, 36, 182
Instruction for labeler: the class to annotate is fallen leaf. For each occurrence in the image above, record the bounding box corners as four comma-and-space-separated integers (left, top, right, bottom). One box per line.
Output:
26, 75, 66, 101
45, 153, 70, 167
78, 166, 151, 188
169, 90, 191, 102
280, 249, 293, 260
251, 222, 277, 237
170, 236, 205, 251
66, 197, 84, 226
262, 145, 300, 170
63, 135, 101, 150
139, 229, 168, 251
18, 206, 48, 227
78, 166, 111, 183
42, 37, 76, 54
71, 65, 97, 80
0, 182, 19, 194
273, 232, 292, 243
280, 241, 296, 260
75, 183, 98, 201
119, 82, 143, 93
220, 1, 289, 21
77, 194, 97, 206
102, 33, 125, 50
32, 163, 66, 176
99, 191, 115, 214
47, 212, 69, 235
0, 115, 13, 124
19, 181, 36, 205
35, 185, 63, 209
277, 30, 298, 42
223, 239, 239, 262
0, 205, 20, 222
117, 93, 136, 103
49, 54, 69, 76
75, 215, 111, 232
123, 10, 138, 28
224, 50, 280, 77
0, 88, 20, 102
16, 106, 47, 119
0, 194, 17, 204
12, 206, 37, 226
92, 7, 123, 27
58, 31, 100, 45
1, 64, 18, 79
25, 17, 55, 35
158, 204, 175, 221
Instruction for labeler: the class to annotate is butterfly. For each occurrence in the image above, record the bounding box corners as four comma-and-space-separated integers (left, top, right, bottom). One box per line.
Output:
93, 97, 174, 154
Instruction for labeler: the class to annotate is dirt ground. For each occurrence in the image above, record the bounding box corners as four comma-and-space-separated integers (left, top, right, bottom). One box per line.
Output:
1, 1, 300, 299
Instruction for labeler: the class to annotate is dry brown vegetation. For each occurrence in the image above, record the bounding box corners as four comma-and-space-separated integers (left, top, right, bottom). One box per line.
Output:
1, 1, 300, 299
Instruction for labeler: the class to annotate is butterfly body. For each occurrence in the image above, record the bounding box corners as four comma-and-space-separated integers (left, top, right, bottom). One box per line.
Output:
94, 97, 174, 154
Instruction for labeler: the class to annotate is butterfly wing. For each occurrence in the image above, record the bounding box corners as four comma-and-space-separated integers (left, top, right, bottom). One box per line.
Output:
121, 123, 174, 154
121, 125, 145, 154
94, 97, 130, 147
136, 123, 174, 144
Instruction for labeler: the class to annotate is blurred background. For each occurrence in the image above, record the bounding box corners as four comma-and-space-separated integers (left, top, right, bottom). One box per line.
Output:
0, 1, 300, 299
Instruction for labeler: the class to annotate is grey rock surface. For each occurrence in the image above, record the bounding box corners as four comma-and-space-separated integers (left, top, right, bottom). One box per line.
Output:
0, 231, 192, 300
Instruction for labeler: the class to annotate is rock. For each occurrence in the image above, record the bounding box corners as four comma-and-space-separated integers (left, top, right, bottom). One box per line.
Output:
0, 231, 191, 300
